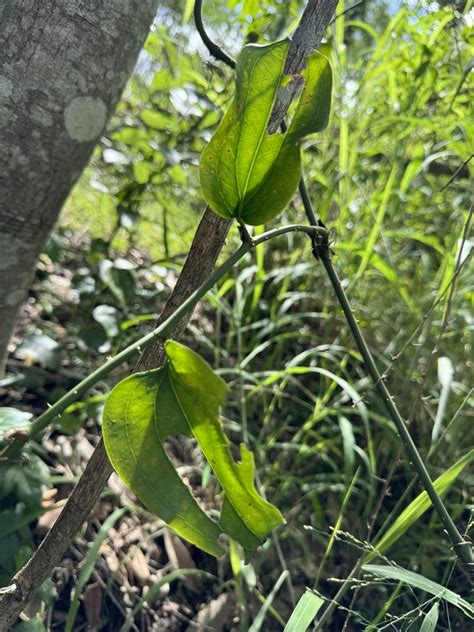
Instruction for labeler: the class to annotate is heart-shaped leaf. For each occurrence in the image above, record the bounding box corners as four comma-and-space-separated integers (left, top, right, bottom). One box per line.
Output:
200, 39, 332, 225
103, 340, 283, 556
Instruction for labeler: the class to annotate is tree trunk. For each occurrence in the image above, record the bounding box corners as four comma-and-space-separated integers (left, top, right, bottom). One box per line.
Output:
0, 0, 159, 375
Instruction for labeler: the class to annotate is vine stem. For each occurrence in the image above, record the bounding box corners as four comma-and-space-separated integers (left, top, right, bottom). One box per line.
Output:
317, 242, 473, 568
2, 224, 325, 461
194, 0, 236, 69
310, 237, 474, 630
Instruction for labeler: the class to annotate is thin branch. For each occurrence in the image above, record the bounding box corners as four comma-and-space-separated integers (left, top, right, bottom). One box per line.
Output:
440, 153, 473, 192
285, 0, 339, 74
194, 0, 236, 69
134, 209, 232, 371
331, 0, 366, 23
314, 561, 363, 631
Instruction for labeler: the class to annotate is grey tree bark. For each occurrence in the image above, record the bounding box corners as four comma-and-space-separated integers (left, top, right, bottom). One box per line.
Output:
0, 0, 159, 375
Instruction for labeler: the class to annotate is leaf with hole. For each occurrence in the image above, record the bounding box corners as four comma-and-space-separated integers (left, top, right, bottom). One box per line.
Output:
200, 40, 332, 225
103, 340, 283, 556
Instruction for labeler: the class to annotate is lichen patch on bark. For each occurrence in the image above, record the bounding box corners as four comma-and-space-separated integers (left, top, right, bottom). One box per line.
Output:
64, 96, 107, 142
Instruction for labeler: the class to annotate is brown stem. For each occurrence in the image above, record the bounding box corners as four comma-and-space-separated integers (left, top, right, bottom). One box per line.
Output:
267, 0, 339, 133
135, 208, 231, 371
0, 208, 231, 628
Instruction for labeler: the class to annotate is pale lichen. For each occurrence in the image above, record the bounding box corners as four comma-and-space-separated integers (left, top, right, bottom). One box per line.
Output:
64, 96, 107, 142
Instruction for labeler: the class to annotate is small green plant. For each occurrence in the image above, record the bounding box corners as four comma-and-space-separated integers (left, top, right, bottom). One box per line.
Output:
0, 408, 50, 586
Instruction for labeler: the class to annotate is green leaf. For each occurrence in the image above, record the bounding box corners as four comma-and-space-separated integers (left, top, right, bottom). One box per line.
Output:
200, 40, 332, 225
151, 70, 176, 92
140, 109, 174, 131
15, 332, 61, 370
103, 340, 283, 557
99, 259, 137, 306
367, 449, 474, 561
283, 589, 325, 632
133, 161, 153, 184
0, 453, 50, 510
112, 126, 149, 145
12, 618, 47, 632
249, 570, 288, 632
92, 304, 119, 338
182, 0, 194, 23
0, 407, 32, 434
168, 164, 187, 186
420, 603, 440, 632
362, 564, 473, 617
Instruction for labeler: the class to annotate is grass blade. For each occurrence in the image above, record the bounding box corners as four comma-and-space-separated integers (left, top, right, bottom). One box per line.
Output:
182, 0, 194, 23
362, 564, 473, 617
420, 602, 440, 632
249, 570, 288, 632
284, 589, 325, 632
367, 449, 473, 561
65, 507, 126, 632
355, 164, 397, 281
